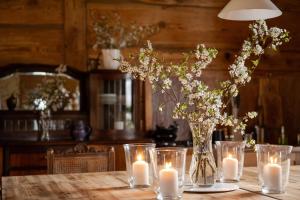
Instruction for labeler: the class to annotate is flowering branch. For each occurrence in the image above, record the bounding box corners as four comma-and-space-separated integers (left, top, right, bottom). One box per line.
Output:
119, 20, 290, 136
93, 13, 161, 49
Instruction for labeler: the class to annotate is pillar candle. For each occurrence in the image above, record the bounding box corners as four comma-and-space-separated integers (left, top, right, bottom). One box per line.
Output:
159, 162, 178, 196
263, 157, 282, 191
132, 154, 149, 185
222, 154, 238, 180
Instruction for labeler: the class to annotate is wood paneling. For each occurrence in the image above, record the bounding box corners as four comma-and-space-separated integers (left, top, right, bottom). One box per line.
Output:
87, 1, 300, 50
10, 153, 46, 167
64, 0, 87, 69
0, 0, 63, 25
0, 28, 64, 65
0, 0, 86, 70
134, 0, 227, 7
0, 0, 64, 67
86, 0, 300, 74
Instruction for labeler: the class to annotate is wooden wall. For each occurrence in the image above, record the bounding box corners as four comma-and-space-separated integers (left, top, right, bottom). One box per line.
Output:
0, 0, 300, 144
0, 0, 86, 70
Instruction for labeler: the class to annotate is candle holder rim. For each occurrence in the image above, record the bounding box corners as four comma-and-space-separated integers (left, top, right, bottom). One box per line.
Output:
255, 144, 293, 151
123, 143, 156, 148
154, 147, 187, 152
215, 140, 246, 145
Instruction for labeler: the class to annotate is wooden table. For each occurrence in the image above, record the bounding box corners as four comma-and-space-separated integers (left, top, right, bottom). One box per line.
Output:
2, 166, 299, 200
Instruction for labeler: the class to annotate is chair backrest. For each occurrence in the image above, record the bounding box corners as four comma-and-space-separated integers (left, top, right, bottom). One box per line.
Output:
47, 143, 115, 174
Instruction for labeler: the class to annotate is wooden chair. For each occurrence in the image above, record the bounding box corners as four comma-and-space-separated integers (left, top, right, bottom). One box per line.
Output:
47, 143, 115, 174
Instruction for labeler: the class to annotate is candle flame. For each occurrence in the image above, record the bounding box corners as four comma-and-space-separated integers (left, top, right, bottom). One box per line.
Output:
270, 157, 277, 164
228, 153, 232, 158
137, 154, 142, 161
165, 162, 172, 169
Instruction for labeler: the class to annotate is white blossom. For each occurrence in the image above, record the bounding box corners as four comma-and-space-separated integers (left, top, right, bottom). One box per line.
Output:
163, 78, 172, 90
253, 44, 264, 55
247, 112, 258, 119
269, 27, 282, 38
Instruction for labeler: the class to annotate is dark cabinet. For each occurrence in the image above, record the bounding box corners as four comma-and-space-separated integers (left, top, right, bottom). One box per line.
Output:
89, 70, 152, 140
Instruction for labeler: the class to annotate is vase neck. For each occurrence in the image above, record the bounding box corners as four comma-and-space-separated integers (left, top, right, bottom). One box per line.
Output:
193, 133, 213, 152
189, 122, 214, 152
190, 122, 214, 142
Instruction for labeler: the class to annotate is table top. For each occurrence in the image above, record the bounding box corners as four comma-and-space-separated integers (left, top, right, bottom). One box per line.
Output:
2, 166, 299, 200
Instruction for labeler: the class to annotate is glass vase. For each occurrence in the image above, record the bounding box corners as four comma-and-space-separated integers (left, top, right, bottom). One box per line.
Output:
39, 110, 51, 141
189, 122, 216, 187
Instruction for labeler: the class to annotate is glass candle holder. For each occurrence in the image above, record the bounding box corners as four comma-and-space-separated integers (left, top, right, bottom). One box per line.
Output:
215, 141, 246, 182
256, 144, 293, 194
123, 143, 156, 188
152, 147, 187, 200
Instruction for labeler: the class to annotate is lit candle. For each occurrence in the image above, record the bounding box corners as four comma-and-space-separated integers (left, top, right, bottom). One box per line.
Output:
132, 154, 149, 185
159, 162, 178, 196
263, 157, 282, 191
222, 153, 238, 180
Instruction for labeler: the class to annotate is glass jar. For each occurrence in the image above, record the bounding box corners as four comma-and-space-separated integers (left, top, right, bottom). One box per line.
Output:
256, 144, 293, 194
152, 147, 187, 200
123, 143, 156, 188
215, 141, 246, 182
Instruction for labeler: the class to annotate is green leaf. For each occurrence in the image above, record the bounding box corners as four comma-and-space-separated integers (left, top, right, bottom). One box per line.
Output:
252, 59, 259, 67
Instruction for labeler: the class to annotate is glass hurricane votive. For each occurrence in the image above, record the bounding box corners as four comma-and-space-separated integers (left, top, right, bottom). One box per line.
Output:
123, 143, 156, 188
256, 144, 293, 194
215, 141, 246, 182
152, 147, 187, 200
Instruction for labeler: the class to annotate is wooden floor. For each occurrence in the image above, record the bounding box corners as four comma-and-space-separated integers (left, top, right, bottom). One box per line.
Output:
2, 166, 299, 200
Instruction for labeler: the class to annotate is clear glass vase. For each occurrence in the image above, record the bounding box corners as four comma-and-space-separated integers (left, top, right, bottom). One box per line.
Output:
39, 110, 51, 141
189, 122, 216, 187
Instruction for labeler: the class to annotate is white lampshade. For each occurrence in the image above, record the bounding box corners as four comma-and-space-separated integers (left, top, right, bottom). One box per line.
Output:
218, 0, 282, 21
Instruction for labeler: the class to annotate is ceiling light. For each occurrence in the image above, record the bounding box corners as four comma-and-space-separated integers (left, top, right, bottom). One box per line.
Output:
218, 0, 282, 21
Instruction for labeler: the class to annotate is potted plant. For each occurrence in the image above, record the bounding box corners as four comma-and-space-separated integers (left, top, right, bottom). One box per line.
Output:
93, 13, 161, 69
119, 20, 290, 187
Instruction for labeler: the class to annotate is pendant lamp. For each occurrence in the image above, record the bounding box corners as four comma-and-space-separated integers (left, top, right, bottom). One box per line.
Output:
218, 0, 282, 21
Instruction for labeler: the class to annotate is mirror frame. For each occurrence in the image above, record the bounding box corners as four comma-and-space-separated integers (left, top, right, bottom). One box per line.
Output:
0, 63, 88, 112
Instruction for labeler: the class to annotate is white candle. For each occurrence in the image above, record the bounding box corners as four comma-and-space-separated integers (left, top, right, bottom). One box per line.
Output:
159, 162, 178, 196
263, 157, 282, 191
222, 154, 238, 180
132, 154, 149, 185
114, 121, 124, 130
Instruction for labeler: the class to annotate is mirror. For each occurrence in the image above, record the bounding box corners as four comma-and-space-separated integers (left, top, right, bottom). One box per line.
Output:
0, 69, 80, 111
